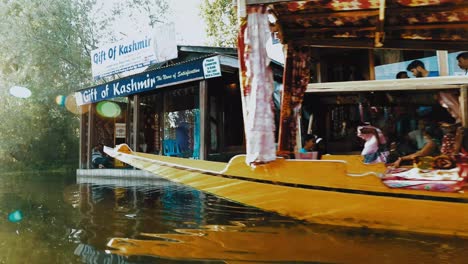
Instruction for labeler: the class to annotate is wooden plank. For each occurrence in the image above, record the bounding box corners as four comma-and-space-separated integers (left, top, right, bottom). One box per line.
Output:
293, 38, 374, 49
380, 40, 468, 51
291, 38, 468, 51
393, 4, 468, 15
437, 50, 449, 77
284, 26, 376, 34
242, 0, 293, 5
386, 23, 468, 31
76, 169, 154, 178
307, 76, 468, 93
279, 10, 379, 20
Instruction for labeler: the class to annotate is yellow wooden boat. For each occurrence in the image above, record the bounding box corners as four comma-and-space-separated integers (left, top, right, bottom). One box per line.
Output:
104, 145, 468, 238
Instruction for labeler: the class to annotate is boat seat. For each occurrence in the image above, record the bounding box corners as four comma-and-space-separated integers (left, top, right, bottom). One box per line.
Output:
162, 139, 182, 157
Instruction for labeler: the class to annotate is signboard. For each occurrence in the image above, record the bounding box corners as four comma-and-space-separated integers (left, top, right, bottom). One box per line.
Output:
76, 56, 222, 106
203, 56, 221, 78
115, 123, 126, 138
90, 23, 178, 80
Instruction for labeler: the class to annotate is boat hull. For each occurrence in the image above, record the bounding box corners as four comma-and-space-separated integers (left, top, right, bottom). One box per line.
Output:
105, 146, 468, 237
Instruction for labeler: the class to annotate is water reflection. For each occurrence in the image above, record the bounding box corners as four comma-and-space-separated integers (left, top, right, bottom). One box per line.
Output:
74, 176, 283, 250
107, 223, 468, 263
1, 171, 467, 263
76, 175, 468, 264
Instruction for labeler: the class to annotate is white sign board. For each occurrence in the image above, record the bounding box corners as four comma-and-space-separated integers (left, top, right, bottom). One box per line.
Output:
91, 23, 178, 80
203, 56, 222, 78
115, 123, 126, 138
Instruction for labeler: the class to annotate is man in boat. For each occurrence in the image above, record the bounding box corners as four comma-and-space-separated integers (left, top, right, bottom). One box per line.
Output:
457, 52, 468, 75
406, 60, 439, 78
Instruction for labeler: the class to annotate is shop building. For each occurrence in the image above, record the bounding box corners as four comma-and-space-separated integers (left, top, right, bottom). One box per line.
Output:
76, 46, 283, 169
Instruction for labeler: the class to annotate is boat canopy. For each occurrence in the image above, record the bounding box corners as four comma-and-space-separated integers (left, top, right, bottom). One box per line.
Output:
240, 0, 467, 50
236, 0, 467, 163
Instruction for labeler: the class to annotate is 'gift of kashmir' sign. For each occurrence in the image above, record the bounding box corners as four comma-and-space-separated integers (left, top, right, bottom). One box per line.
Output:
90, 23, 178, 80
76, 56, 222, 106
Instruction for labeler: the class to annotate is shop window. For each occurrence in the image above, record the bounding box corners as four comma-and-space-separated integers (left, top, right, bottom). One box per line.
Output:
207, 75, 245, 159
139, 93, 163, 154
163, 85, 200, 159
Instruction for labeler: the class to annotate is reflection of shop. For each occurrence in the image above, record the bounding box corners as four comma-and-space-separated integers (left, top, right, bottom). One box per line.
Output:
77, 46, 283, 169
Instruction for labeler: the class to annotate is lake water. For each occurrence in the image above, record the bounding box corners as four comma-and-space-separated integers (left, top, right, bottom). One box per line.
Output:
1, 170, 467, 263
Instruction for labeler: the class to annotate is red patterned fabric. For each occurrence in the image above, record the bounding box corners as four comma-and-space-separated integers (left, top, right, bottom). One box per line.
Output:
278, 45, 312, 153
441, 133, 456, 156
237, 5, 277, 165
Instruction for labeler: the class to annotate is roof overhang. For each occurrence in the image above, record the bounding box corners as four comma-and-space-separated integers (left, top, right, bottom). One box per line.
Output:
239, 0, 468, 50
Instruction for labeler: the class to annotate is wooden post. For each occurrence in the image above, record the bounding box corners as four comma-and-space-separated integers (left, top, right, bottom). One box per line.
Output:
87, 104, 94, 169
368, 49, 375, 80
437, 50, 449, 76
460, 85, 468, 128
79, 109, 85, 169
199, 80, 208, 160
132, 95, 140, 151
296, 114, 302, 153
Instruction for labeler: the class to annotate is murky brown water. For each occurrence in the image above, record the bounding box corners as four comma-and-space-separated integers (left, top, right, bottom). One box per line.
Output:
1, 171, 467, 263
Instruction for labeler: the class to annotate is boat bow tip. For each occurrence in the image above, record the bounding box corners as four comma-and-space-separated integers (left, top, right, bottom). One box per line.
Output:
104, 144, 133, 158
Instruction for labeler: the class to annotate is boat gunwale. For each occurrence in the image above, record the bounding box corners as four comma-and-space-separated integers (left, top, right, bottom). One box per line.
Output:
105, 147, 468, 204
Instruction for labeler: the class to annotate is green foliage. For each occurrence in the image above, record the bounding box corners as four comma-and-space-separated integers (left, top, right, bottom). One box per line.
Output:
200, 0, 237, 47
0, 0, 168, 170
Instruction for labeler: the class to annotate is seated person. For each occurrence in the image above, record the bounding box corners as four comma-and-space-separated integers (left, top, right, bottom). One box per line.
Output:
297, 134, 319, 159
386, 142, 402, 164
393, 126, 441, 167
357, 125, 389, 164
299, 134, 316, 153
408, 119, 427, 150
396, 71, 409, 79
92, 144, 112, 168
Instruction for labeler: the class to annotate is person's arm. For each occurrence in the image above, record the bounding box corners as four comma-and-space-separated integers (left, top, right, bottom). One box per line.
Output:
394, 140, 436, 166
